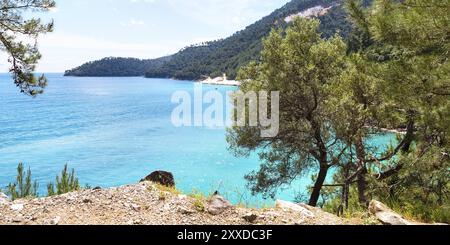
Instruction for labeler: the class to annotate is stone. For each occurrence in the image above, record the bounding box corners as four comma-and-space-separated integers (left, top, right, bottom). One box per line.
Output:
12, 216, 23, 223
178, 194, 188, 200
243, 213, 258, 223
275, 200, 315, 219
179, 206, 195, 215
50, 216, 61, 225
10, 203, 24, 212
0, 192, 10, 204
131, 204, 141, 212
207, 195, 233, 215
369, 200, 414, 225
140, 171, 175, 187
83, 198, 92, 204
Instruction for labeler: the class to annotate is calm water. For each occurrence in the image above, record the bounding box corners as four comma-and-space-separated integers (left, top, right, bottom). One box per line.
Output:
0, 74, 395, 205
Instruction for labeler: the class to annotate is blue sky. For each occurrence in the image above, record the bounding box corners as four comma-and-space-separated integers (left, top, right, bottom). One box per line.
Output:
0, 0, 291, 72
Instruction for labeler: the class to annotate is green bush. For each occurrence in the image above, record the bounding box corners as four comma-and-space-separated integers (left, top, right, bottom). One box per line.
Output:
47, 164, 81, 196
7, 163, 39, 201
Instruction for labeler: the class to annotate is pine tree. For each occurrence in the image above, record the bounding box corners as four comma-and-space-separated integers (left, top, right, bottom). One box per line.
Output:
0, 0, 56, 96
47, 164, 80, 196
7, 163, 39, 200
227, 17, 350, 207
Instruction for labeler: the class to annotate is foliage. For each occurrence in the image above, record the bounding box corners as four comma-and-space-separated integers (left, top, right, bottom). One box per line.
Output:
64, 56, 171, 77
47, 164, 81, 196
0, 0, 55, 96
6, 163, 39, 200
368, 146, 450, 223
227, 17, 350, 206
322, 0, 450, 223
189, 190, 207, 212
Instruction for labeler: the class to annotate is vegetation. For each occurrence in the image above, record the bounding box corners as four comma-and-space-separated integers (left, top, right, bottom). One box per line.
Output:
189, 190, 207, 212
0, 0, 55, 96
6, 163, 39, 201
4, 163, 82, 199
227, 17, 349, 207
64, 56, 171, 77
65, 0, 354, 80
228, 0, 449, 223
47, 164, 81, 196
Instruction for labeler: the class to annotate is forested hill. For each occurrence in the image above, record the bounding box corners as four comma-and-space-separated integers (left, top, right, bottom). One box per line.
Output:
64, 57, 171, 77
65, 0, 352, 79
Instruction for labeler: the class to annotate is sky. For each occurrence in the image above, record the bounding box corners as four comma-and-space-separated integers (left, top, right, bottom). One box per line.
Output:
0, 0, 292, 72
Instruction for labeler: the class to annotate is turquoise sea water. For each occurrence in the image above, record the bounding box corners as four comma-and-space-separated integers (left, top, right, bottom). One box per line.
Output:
0, 74, 396, 206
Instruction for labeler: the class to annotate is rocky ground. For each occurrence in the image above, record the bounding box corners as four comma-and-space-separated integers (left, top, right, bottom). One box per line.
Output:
0, 182, 361, 225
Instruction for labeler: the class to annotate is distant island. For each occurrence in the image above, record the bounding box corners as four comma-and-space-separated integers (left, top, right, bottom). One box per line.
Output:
64, 0, 352, 80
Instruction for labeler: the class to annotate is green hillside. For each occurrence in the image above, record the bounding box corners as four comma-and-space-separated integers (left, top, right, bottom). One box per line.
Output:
65, 0, 352, 80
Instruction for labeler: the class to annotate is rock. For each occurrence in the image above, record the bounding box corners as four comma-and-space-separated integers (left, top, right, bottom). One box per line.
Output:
83, 198, 92, 204
178, 194, 188, 200
179, 206, 195, 215
50, 216, 61, 225
93, 186, 102, 190
140, 171, 175, 187
10, 203, 24, 212
0, 192, 10, 204
369, 200, 412, 225
207, 195, 233, 215
131, 204, 141, 212
243, 213, 258, 223
12, 216, 23, 223
276, 200, 315, 219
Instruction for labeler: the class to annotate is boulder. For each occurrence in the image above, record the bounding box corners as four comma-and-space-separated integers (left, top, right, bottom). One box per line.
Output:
207, 195, 233, 215
141, 171, 175, 187
243, 213, 259, 223
275, 200, 315, 219
369, 200, 412, 225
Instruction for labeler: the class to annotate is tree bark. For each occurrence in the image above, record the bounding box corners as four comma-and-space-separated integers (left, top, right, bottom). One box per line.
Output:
309, 166, 329, 207
357, 169, 368, 207
355, 137, 369, 206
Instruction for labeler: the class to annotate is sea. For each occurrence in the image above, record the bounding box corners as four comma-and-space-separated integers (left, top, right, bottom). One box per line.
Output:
0, 74, 395, 206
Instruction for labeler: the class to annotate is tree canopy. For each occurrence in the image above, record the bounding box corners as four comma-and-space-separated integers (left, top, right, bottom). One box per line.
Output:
228, 0, 449, 223
0, 0, 55, 96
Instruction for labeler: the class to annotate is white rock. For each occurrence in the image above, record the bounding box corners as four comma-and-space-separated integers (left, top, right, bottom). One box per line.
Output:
369, 200, 413, 225
0, 192, 10, 204
10, 203, 24, 212
275, 200, 315, 219
50, 216, 61, 225
131, 204, 141, 212
207, 195, 233, 215
178, 194, 188, 200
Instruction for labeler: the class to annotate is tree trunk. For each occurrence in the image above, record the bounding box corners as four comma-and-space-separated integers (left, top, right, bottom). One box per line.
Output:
309, 166, 329, 207
357, 169, 368, 207
401, 117, 415, 153
355, 137, 369, 206
341, 164, 351, 212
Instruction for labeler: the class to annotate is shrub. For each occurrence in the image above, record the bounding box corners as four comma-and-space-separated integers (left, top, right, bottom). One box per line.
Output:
6, 163, 39, 201
47, 164, 80, 196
